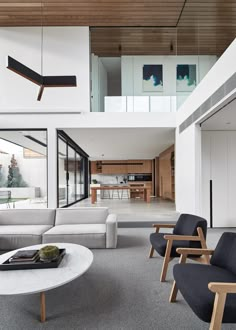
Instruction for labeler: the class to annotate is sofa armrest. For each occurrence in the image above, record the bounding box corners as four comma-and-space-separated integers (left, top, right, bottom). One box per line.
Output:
106, 214, 117, 248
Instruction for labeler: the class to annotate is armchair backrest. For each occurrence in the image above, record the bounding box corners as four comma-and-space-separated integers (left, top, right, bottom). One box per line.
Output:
173, 213, 207, 249
210, 232, 236, 275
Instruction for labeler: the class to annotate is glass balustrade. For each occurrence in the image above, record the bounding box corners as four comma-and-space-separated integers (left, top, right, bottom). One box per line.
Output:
104, 96, 177, 113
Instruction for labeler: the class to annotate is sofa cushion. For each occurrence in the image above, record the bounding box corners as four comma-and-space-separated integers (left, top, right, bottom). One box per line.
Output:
0, 225, 52, 250
150, 232, 190, 257
43, 224, 106, 248
210, 232, 236, 276
0, 209, 56, 226
173, 214, 207, 249
174, 263, 236, 323
55, 207, 109, 225
43, 224, 106, 235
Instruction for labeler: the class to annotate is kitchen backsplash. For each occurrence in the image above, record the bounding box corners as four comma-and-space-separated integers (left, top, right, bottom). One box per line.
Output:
91, 174, 128, 184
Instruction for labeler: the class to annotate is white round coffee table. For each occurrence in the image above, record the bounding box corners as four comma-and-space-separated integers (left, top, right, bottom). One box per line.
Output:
0, 243, 93, 322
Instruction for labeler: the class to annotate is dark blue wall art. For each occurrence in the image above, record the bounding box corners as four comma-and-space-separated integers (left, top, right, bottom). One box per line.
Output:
176, 64, 196, 92
143, 64, 163, 92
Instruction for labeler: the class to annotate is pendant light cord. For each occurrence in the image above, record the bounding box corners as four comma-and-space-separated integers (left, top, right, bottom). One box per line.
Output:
41, 0, 44, 77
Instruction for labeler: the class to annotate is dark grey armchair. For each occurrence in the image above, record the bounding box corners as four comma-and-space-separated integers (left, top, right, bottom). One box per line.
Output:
149, 213, 208, 281
170, 232, 236, 330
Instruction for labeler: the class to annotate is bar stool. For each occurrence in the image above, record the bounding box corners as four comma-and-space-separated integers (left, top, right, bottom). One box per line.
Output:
120, 186, 130, 199
112, 186, 120, 199
101, 187, 111, 199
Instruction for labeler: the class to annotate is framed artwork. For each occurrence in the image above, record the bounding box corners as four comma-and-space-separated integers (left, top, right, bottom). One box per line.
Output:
176, 64, 196, 92
143, 65, 163, 92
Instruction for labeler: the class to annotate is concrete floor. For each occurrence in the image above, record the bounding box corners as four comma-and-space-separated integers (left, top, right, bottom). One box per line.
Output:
0, 195, 178, 226
74, 197, 178, 225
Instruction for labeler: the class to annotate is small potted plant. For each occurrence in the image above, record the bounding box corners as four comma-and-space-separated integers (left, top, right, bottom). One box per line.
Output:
39, 245, 60, 262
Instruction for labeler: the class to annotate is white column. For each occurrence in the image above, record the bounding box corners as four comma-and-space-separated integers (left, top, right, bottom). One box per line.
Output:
195, 124, 202, 216
47, 127, 57, 208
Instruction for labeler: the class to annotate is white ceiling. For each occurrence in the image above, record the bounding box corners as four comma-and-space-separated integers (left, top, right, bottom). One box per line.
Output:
64, 127, 175, 159
0, 131, 47, 155
201, 98, 236, 130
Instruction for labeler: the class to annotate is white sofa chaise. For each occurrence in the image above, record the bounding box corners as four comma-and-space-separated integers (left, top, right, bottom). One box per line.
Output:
0, 207, 117, 250
0, 209, 55, 250
43, 207, 117, 249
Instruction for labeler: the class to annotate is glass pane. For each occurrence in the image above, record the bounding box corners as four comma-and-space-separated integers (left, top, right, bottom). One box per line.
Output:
75, 153, 82, 200
80, 157, 85, 198
58, 138, 67, 207
68, 146, 76, 205
0, 130, 47, 209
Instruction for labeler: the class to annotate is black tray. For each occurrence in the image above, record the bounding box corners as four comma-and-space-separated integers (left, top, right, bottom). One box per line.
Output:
0, 249, 66, 271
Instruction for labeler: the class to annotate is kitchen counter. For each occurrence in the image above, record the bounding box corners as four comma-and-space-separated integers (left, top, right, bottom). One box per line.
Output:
90, 185, 151, 204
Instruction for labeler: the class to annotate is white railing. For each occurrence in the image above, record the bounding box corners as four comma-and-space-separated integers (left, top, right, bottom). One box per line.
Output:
104, 96, 177, 113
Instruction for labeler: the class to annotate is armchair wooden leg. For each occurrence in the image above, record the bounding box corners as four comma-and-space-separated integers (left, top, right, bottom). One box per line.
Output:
197, 227, 210, 264
169, 281, 178, 302
149, 227, 159, 258
160, 239, 173, 282
169, 254, 187, 302
209, 292, 226, 330
40, 292, 46, 323
149, 246, 155, 258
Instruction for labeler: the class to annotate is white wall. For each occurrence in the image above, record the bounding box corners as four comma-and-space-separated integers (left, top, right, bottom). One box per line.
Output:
99, 59, 108, 112
91, 174, 128, 184
91, 55, 108, 112
176, 38, 236, 217
175, 124, 201, 215
121, 55, 217, 99
91, 54, 99, 112
108, 78, 121, 96
202, 131, 236, 227
0, 27, 90, 112
0, 153, 47, 197
177, 39, 236, 125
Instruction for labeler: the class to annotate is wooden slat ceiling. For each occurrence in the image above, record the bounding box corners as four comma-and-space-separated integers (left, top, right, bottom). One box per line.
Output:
0, 0, 185, 27
91, 26, 235, 56
0, 0, 235, 56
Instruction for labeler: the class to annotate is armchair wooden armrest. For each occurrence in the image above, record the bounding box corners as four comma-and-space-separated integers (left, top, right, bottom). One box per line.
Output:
149, 223, 175, 258
164, 234, 202, 241
152, 224, 176, 229
208, 282, 236, 330
176, 248, 214, 256
209, 282, 236, 294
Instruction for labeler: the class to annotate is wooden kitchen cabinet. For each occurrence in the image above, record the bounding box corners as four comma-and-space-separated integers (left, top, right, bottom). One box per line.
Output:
127, 160, 152, 173
142, 160, 152, 173
101, 160, 127, 174
91, 159, 152, 175
90, 161, 102, 174
159, 145, 175, 201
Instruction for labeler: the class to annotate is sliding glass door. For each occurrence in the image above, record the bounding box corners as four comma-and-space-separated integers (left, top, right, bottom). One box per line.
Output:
57, 131, 89, 207
58, 137, 68, 207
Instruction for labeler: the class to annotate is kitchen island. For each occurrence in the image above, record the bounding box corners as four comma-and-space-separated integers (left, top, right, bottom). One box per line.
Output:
90, 185, 151, 204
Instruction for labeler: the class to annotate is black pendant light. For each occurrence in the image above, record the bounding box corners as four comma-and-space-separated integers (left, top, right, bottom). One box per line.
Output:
7, 0, 77, 101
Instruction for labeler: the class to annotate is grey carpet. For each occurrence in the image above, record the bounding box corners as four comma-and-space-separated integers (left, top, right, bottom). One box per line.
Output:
0, 228, 236, 330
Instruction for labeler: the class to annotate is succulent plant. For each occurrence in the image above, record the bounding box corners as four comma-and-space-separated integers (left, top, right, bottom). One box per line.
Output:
39, 245, 59, 262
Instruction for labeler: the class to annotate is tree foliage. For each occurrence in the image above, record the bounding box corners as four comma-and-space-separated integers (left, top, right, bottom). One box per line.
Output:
7, 154, 27, 187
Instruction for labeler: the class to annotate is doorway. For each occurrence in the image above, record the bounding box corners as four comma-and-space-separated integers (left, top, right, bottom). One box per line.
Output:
57, 130, 89, 208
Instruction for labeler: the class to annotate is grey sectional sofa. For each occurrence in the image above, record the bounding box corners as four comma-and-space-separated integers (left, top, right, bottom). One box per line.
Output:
0, 207, 117, 251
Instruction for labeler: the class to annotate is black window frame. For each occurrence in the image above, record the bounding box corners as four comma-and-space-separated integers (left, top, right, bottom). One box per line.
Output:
57, 130, 89, 208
